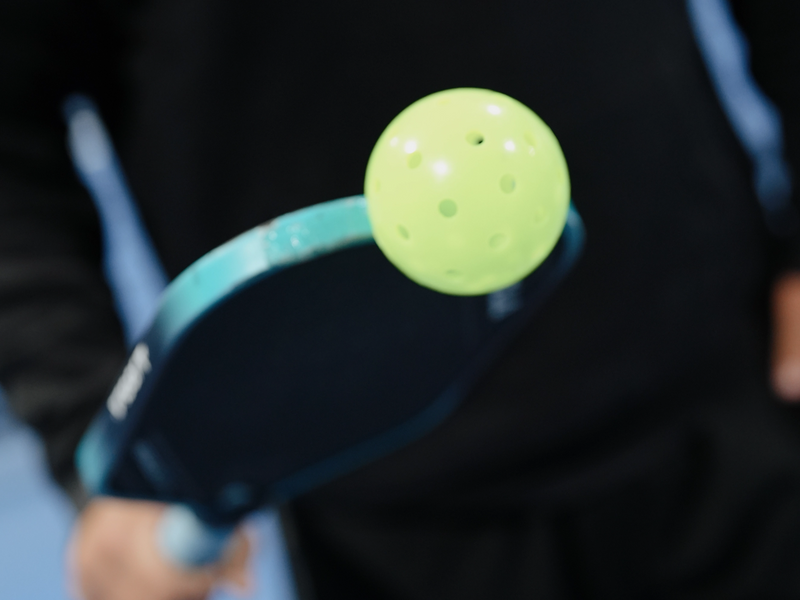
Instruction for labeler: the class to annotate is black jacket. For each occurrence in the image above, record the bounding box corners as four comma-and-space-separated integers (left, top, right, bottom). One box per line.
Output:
2, 1, 800, 597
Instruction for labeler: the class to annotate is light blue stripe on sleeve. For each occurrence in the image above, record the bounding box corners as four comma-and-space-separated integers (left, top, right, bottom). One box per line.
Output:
686, 0, 798, 235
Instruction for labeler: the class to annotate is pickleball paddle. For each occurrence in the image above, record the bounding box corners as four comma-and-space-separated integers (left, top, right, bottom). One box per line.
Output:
74, 89, 584, 566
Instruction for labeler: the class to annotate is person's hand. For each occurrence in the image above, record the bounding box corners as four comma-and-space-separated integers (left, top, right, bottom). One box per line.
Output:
68, 497, 251, 600
772, 271, 800, 401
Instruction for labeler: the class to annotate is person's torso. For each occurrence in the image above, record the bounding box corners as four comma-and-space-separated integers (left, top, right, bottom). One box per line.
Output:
116, 0, 773, 508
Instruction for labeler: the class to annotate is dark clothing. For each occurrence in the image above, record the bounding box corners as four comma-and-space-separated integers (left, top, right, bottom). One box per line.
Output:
2, 0, 800, 597
294, 390, 800, 598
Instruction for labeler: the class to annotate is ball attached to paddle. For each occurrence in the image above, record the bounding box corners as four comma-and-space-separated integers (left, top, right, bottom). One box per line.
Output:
364, 88, 570, 296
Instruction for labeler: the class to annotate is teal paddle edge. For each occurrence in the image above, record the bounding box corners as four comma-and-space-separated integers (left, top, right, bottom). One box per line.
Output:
76, 195, 583, 502
153, 195, 374, 347
76, 195, 375, 494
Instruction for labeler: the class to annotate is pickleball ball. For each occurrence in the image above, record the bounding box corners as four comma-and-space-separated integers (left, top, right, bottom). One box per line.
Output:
364, 88, 570, 295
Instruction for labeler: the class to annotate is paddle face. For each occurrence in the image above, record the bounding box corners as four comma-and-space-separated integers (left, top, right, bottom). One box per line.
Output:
77, 197, 583, 525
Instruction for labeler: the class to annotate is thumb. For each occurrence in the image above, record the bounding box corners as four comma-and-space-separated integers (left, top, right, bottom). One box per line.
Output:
771, 271, 800, 401
215, 528, 253, 596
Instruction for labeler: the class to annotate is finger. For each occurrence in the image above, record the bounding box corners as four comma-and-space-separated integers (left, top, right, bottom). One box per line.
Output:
131, 502, 217, 600
71, 499, 137, 600
70, 498, 217, 600
216, 528, 253, 594
771, 271, 800, 401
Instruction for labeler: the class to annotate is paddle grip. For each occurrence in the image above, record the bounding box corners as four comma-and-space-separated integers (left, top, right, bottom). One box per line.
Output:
157, 504, 235, 568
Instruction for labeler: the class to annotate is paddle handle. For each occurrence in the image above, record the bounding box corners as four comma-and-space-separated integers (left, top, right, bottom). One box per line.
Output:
157, 505, 234, 567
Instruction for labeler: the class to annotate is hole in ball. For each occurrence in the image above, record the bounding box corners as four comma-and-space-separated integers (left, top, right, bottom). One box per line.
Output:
397, 225, 410, 240
524, 131, 536, 148
373, 179, 381, 194
500, 174, 516, 193
489, 233, 508, 249
439, 199, 458, 217
466, 131, 484, 146
445, 269, 462, 278
407, 152, 422, 168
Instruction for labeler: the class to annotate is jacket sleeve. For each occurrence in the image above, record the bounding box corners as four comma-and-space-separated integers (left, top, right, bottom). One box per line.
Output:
0, 0, 129, 505
731, 0, 800, 269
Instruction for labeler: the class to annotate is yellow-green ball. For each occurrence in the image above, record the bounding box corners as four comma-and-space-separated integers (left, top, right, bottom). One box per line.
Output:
364, 88, 570, 296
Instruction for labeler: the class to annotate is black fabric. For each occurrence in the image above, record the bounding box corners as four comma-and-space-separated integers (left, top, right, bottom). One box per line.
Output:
0, 0, 129, 497
731, 0, 800, 268
295, 381, 800, 598
0, 166, 126, 499
2, 0, 800, 597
